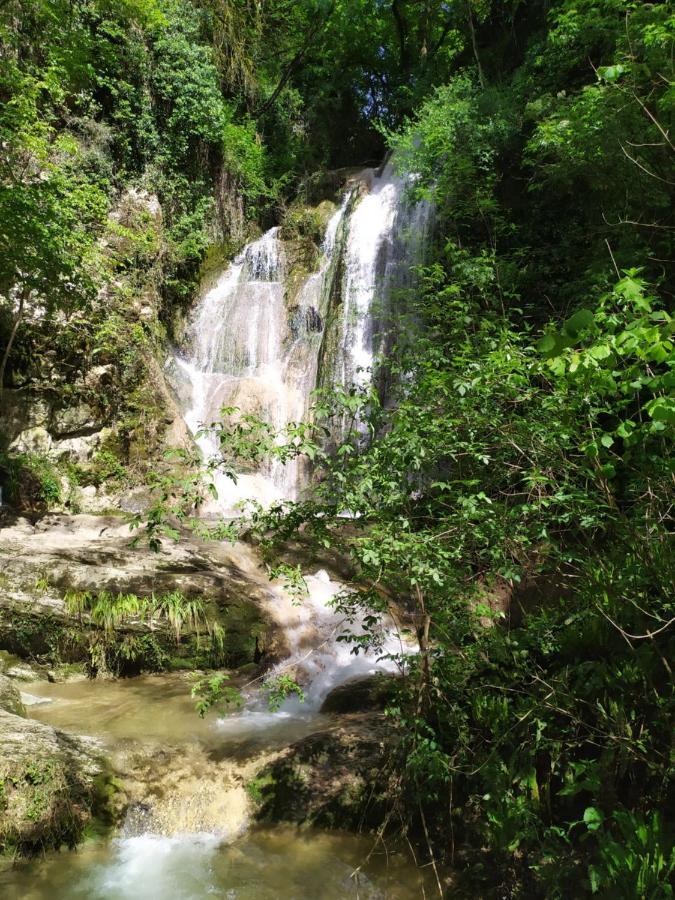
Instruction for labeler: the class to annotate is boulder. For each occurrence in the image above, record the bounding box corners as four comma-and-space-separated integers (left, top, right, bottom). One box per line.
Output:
0, 709, 113, 854
253, 714, 394, 830
9, 426, 52, 455
0, 674, 26, 717
0, 391, 50, 451
50, 404, 99, 437
49, 431, 109, 464
0, 514, 283, 673
320, 674, 399, 714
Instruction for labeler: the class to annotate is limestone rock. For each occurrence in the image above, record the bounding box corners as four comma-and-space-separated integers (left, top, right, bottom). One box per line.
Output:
253, 715, 394, 830
0, 391, 50, 451
50, 404, 98, 437
84, 364, 114, 391
0, 709, 112, 854
3, 661, 43, 683
0, 513, 283, 671
0, 673, 26, 716
9, 426, 52, 455
49, 430, 109, 464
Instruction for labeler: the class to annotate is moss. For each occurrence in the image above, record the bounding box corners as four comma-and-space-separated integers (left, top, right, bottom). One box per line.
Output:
246, 772, 276, 805
199, 237, 250, 286
279, 201, 336, 245
0, 587, 268, 679
0, 750, 118, 857
254, 721, 391, 831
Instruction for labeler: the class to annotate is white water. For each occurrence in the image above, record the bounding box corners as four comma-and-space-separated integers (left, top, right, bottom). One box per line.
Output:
169, 156, 429, 735
215, 567, 408, 739
171, 158, 431, 512
332, 160, 433, 402
173, 203, 347, 513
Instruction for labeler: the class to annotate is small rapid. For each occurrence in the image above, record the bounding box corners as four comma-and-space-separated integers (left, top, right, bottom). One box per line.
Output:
215, 568, 408, 739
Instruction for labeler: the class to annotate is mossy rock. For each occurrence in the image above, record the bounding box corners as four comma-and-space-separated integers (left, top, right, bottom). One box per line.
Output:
320, 674, 400, 714
0, 675, 26, 717
0, 710, 115, 856
254, 715, 394, 831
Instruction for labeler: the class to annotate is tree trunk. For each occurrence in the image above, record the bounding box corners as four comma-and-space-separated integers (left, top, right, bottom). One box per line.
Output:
466, 1, 486, 88
0, 288, 26, 395
391, 0, 410, 72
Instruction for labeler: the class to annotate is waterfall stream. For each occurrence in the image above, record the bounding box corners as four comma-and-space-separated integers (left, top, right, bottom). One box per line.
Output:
171, 158, 432, 512
169, 155, 431, 727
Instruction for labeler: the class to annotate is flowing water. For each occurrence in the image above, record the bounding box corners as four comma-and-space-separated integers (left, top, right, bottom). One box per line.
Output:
2, 828, 431, 900
170, 157, 432, 511
3, 160, 434, 898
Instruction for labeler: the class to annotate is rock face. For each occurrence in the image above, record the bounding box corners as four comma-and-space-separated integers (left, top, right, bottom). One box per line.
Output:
253, 715, 394, 830
0, 708, 112, 854
0, 513, 286, 673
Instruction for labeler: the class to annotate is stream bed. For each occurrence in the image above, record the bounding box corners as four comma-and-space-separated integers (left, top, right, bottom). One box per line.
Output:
1, 673, 432, 899
1, 825, 429, 899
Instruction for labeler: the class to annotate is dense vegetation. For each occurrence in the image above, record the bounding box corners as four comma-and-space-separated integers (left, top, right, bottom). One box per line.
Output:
2, 0, 673, 896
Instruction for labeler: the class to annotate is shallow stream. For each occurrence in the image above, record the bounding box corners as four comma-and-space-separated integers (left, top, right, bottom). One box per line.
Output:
2, 826, 429, 899
2, 670, 432, 899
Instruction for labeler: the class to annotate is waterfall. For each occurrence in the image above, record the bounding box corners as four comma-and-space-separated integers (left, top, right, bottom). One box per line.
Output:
171, 156, 432, 514
168, 156, 430, 723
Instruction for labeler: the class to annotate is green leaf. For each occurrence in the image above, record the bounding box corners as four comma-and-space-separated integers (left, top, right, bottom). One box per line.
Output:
589, 344, 611, 360
588, 864, 601, 893
597, 64, 627, 82
645, 397, 675, 424
583, 807, 604, 832
564, 309, 594, 337
537, 333, 559, 355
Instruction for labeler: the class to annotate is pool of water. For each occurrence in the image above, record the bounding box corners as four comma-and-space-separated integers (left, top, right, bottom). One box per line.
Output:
4, 675, 434, 898
0, 827, 432, 899
22, 672, 328, 754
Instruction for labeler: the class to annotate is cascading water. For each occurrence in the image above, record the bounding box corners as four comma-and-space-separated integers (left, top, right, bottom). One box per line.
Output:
171, 157, 432, 512
330, 158, 432, 393
169, 155, 431, 724
173, 227, 295, 511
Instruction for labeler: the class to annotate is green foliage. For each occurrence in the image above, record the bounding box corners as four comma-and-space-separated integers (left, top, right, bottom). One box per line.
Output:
264, 674, 305, 712
587, 810, 674, 897
191, 672, 243, 717
61, 588, 221, 674
0, 452, 62, 509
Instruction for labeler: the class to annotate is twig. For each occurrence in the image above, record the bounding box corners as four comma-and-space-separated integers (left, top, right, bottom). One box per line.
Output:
594, 605, 675, 641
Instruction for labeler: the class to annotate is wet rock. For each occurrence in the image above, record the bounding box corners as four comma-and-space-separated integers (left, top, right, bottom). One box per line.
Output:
253, 715, 394, 830
0, 709, 113, 854
0, 674, 26, 716
0, 514, 284, 672
320, 674, 399, 714
4, 662, 44, 683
